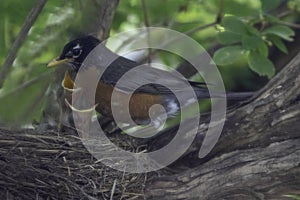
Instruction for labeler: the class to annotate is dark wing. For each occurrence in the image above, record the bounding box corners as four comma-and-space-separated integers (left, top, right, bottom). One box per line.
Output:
101, 55, 208, 95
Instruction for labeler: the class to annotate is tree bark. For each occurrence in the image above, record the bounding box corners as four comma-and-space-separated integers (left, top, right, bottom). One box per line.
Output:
94, 0, 120, 40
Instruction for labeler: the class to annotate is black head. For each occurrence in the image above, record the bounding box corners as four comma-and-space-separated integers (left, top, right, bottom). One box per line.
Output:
47, 35, 101, 71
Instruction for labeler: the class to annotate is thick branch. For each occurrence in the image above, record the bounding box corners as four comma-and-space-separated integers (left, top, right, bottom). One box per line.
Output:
146, 139, 300, 200
94, 0, 120, 40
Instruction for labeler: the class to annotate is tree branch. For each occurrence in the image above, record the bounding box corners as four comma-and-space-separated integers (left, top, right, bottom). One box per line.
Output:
0, 0, 47, 88
94, 0, 120, 40
146, 139, 300, 200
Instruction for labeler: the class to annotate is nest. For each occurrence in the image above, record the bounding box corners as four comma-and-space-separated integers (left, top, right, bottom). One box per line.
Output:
0, 127, 148, 199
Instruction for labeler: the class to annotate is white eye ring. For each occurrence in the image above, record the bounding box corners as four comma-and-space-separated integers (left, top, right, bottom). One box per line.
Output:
72, 44, 82, 58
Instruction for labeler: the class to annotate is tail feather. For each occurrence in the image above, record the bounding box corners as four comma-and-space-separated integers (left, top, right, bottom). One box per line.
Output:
194, 89, 254, 101
221, 91, 254, 100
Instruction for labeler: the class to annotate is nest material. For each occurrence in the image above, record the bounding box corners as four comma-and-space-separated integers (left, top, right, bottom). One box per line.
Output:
0, 127, 147, 199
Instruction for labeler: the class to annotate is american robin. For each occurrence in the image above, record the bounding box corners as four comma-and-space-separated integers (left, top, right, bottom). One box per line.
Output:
47, 35, 253, 125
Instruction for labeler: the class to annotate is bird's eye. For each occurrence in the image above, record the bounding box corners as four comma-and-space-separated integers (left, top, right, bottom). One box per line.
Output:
72, 48, 82, 58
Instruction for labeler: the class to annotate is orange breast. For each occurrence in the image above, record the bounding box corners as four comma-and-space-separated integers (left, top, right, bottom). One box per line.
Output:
95, 82, 162, 121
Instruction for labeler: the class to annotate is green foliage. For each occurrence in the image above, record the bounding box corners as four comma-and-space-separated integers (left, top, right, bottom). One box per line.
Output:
222, 0, 260, 17
213, 45, 245, 65
242, 35, 265, 50
248, 51, 275, 78
262, 25, 295, 41
261, 0, 282, 12
0, 0, 91, 125
214, 0, 296, 78
269, 35, 288, 54
217, 31, 242, 45
221, 16, 249, 35
288, 0, 300, 11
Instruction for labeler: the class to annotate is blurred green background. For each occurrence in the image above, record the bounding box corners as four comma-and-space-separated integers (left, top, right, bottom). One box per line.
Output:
0, 0, 299, 126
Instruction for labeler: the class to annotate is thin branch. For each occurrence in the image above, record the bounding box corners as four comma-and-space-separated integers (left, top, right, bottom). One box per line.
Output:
278, 10, 293, 18
141, 0, 152, 64
0, 0, 48, 88
0, 71, 54, 98
141, 0, 150, 28
183, 21, 218, 36
217, 0, 225, 23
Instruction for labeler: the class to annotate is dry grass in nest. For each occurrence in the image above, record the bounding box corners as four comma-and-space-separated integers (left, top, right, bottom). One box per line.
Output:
0, 127, 148, 199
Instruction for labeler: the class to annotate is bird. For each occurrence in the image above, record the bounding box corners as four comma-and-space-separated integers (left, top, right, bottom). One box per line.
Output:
47, 35, 253, 127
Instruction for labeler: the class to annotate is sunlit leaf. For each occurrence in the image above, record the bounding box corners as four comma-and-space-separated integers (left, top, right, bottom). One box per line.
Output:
217, 31, 242, 45
213, 45, 245, 66
262, 25, 295, 41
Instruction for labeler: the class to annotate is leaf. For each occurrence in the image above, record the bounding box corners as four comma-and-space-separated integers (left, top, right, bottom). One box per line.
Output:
242, 35, 269, 57
262, 25, 295, 41
248, 51, 275, 78
213, 46, 245, 66
269, 36, 288, 54
223, 1, 260, 17
222, 16, 248, 35
217, 31, 242, 45
242, 35, 265, 50
264, 13, 280, 23
258, 42, 269, 57
260, 0, 282, 11
246, 25, 260, 35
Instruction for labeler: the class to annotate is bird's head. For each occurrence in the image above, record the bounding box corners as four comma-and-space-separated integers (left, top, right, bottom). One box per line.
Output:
47, 35, 101, 71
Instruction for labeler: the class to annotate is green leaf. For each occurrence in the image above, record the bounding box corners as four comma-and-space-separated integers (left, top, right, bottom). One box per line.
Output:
262, 25, 295, 41
248, 51, 275, 78
258, 42, 269, 57
217, 31, 242, 45
242, 35, 268, 57
222, 16, 248, 35
213, 46, 245, 66
223, 1, 260, 17
264, 13, 280, 23
269, 36, 288, 54
246, 25, 260, 35
261, 0, 282, 11
283, 194, 300, 200
242, 35, 265, 50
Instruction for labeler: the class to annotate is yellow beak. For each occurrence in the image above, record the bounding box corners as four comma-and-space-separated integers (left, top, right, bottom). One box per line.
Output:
47, 58, 73, 67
